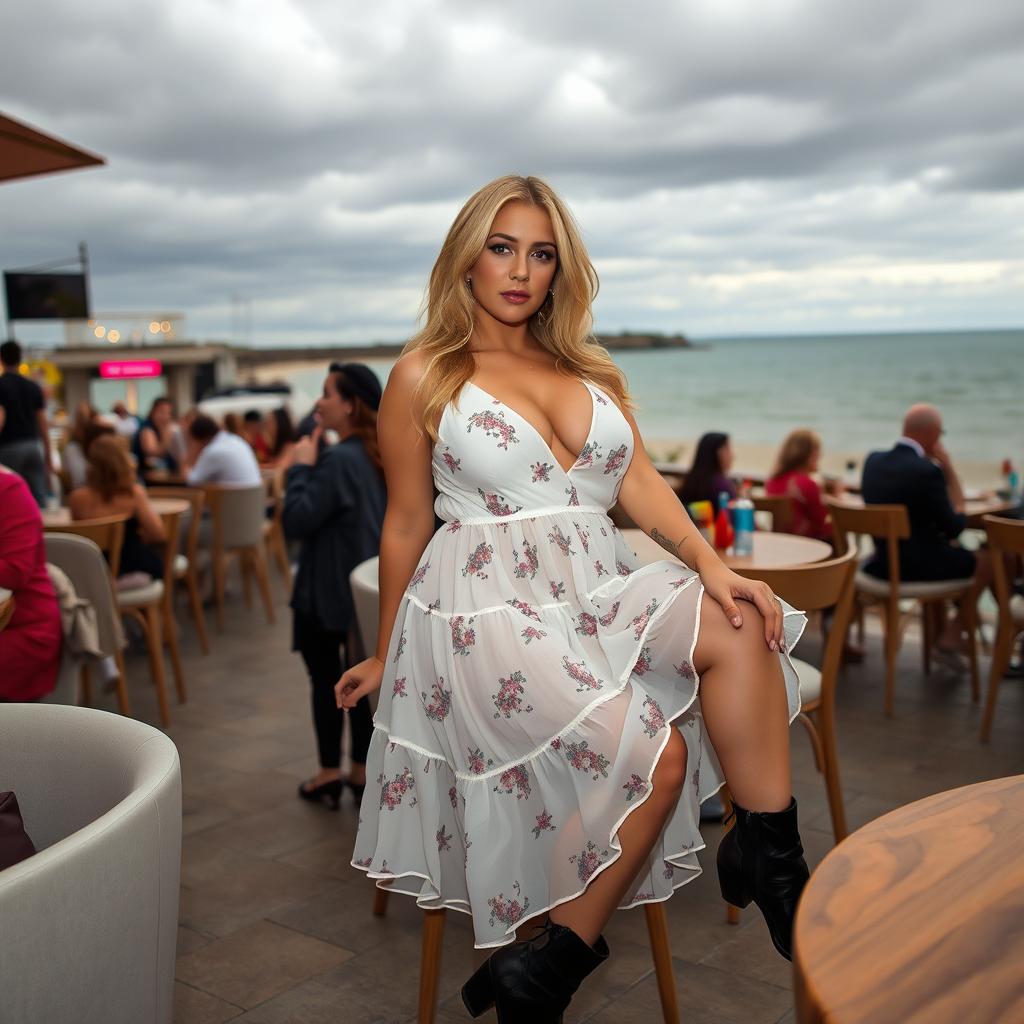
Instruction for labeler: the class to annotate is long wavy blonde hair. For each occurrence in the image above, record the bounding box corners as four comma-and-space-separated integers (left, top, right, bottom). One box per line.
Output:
402, 175, 636, 443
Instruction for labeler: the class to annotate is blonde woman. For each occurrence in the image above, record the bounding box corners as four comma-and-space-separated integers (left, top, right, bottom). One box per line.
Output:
336, 176, 807, 1020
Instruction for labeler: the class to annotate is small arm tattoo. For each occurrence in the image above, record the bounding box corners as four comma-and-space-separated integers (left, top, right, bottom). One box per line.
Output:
650, 526, 689, 560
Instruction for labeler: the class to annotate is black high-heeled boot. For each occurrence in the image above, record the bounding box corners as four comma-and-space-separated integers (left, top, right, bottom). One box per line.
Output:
716, 795, 809, 961
461, 920, 609, 1023
296, 778, 342, 810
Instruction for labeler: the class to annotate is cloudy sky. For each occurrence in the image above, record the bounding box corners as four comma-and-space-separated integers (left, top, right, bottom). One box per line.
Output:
2, 0, 1022, 347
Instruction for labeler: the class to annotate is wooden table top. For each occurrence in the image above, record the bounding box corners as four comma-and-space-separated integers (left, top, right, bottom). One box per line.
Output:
830, 494, 1017, 527
42, 497, 191, 527
794, 774, 1024, 1024
622, 529, 832, 570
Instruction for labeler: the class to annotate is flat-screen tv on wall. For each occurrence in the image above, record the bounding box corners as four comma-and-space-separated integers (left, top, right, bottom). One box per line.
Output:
4, 271, 90, 320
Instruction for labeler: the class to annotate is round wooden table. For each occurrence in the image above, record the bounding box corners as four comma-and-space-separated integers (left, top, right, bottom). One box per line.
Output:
794, 775, 1024, 1024
622, 528, 832, 570
41, 498, 191, 527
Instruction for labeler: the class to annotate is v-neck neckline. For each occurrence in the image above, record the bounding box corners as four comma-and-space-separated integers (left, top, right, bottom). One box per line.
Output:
464, 378, 598, 478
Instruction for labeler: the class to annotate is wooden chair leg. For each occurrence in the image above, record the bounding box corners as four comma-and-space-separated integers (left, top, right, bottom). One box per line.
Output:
797, 712, 825, 772
419, 909, 446, 1024
142, 603, 171, 727
163, 598, 187, 704
372, 887, 389, 917
812, 708, 848, 843
251, 545, 276, 625
883, 601, 901, 718
213, 552, 227, 631
184, 569, 210, 655
980, 624, 1015, 742
963, 596, 980, 703
113, 649, 131, 716
239, 548, 254, 609
644, 903, 680, 1024
270, 527, 290, 590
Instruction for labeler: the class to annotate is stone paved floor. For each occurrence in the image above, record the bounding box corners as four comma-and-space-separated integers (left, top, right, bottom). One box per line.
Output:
103, 572, 1022, 1023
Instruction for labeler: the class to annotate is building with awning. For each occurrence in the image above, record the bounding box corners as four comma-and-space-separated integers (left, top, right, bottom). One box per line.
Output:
0, 111, 105, 183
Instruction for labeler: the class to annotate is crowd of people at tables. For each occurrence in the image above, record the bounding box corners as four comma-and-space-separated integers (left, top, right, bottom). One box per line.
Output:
1, 338, 1020, 804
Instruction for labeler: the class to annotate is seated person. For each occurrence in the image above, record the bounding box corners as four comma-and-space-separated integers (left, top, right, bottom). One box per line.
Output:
183, 413, 262, 487
862, 403, 991, 653
132, 396, 185, 478
0, 466, 61, 700
243, 409, 271, 464
70, 434, 165, 581
766, 428, 836, 541
677, 431, 736, 511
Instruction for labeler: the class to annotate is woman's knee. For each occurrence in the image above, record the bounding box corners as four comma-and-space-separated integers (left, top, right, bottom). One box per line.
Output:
694, 594, 770, 673
653, 727, 688, 797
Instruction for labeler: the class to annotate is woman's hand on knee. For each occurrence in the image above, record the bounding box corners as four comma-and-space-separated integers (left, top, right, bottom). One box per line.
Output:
699, 563, 786, 652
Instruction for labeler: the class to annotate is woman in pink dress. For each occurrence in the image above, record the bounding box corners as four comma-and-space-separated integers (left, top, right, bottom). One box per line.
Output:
765, 429, 837, 541
0, 466, 60, 700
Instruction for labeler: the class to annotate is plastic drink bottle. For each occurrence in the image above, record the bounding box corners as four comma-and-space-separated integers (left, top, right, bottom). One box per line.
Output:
732, 487, 755, 557
715, 491, 735, 550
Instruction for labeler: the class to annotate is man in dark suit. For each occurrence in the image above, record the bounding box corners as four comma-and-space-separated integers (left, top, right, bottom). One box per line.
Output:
862, 403, 991, 654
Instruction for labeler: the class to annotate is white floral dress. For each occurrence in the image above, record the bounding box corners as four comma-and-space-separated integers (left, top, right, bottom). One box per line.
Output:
351, 378, 807, 948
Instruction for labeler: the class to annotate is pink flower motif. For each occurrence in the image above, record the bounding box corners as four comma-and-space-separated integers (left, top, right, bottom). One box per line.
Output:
549, 579, 566, 599
492, 669, 534, 719
487, 882, 530, 927
575, 612, 598, 637
616, 559, 632, 577
561, 655, 603, 693
421, 677, 452, 722
493, 764, 531, 800
668, 576, 690, 589
441, 448, 462, 473
603, 444, 629, 476
512, 540, 540, 579
632, 645, 652, 676
506, 596, 541, 621
467, 409, 519, 450
569, 839, 607, 883
547, 525, 575, 556
565, 483, 580, 506
478, 487, 523, 517
640, 695, 666, 738
623, 772, 648, 802
521, 625, 547, 644
436, 825, 453, 851
392, 628, 407, 663
593, 559, 609, 576
572, 441, 604, 471
424, 598, 441, 615
392, 676, 407, 697
354, 855, 373, 867
466, 746, 493, 775
664, 863, 676, 880
451, 615, 477, 656
446, 519, 463, 533
408, 559, 430, 589
674, 659, 696, 681
550, 737, 562, 750
379, 767, 415, 810
462, 541, 494, 579
594, 391, 608, 406
531, 810, 556, 839
574, 522, 590, 553
531, 461, 554, 483
630, 598, 660, 640
598, 601, 621, 626
449, 785, 459, 809
563, 740, 611, 779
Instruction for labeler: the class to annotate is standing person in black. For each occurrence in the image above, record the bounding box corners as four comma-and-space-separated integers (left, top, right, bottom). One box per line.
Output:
0, 340, 52, 506
862, 403, 992, 656
283, 363, 387, 809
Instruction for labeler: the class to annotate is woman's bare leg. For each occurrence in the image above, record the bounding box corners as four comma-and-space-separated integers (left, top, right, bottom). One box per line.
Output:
546, 729, 687, 946
692, 594, 791, 813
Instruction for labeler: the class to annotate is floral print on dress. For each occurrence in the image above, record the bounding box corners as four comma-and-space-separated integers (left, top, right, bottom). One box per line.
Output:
478, 488, 524, 517
531, 810, 556, 838
547, 525, 575, 556
506, 596, 542, 621
565, 483, 580, 506
575, 611, 598, 637
379, 767, 415, 810
574, 522, 591, 553
436, 825, 453, 851
512, 540, 540, 579
616, 560, 632, 577
521, 625, 547, 644
640, 695, 666, 738
633, 645, 652, 676
487, 882, 530, 927
467, 408, 519, 450
569, 840, 608, 884
441, 448, 462, 474
462, 541, 494, 579
550, 580, 566, 599
668, 576, 691, 590
392, 628, 407, 663
531, 461, 554, 483
623, 773, 648, 802
630, 598, 660, 640
492, 669, 534, 719
562, 655, 603, 693
493, 764, 531, 800
598, 601, 621, 626
466, 746, 494, 775
451, 615, 477, 656
594, 559, 609, 576
445, 519, 462, 533
408, 560, 430, 589
674, 658, 696, 681
422, 677, 452, 722
392, 676, 407, 697
572, 441, 604, 472
448, 785, 458, 809
563, 740, 611, 779
603, 444, 629, 476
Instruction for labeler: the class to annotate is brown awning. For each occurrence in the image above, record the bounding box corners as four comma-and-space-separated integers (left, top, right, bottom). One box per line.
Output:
0, 111, 105, 184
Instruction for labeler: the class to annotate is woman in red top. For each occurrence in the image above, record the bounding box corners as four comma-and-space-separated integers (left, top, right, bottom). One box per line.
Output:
0, 466, 61, 700
766, 429, 839, 542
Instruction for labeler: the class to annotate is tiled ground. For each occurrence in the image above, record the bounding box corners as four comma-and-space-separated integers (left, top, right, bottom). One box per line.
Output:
102, 571, 1023, 1023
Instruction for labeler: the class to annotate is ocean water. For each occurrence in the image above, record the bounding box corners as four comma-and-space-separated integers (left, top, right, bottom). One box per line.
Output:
280, 329, 1022, 467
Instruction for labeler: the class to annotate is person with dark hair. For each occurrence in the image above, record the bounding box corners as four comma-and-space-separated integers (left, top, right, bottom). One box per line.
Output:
183, 413, 261, 486
266, 406, 297, 466
242, 408, 271, 464
282, 363, 387, 810
0, 340, 52, 506
70, 434, 165, 580
132, 396, 184, 477
678, 431, 736, 511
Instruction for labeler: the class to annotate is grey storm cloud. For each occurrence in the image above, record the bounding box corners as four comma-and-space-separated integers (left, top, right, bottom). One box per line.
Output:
1, 0, 1022, 344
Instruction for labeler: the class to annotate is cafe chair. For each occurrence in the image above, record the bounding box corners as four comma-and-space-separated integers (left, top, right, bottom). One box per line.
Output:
828, 500, 980, 717
263, 467, 292, 593
148, 486, 211, 655
203, 484, 276, 629
752, 493, 795, 534
347, 555, 680, 1024
979, 515, 1024, 742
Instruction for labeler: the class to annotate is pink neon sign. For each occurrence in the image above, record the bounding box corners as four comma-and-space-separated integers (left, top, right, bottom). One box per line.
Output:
99, 359, 163, 379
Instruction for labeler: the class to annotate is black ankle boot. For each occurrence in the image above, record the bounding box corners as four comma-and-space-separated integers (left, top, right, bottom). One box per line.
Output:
716, 796, 809, 961
461, 920, 609, 1023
